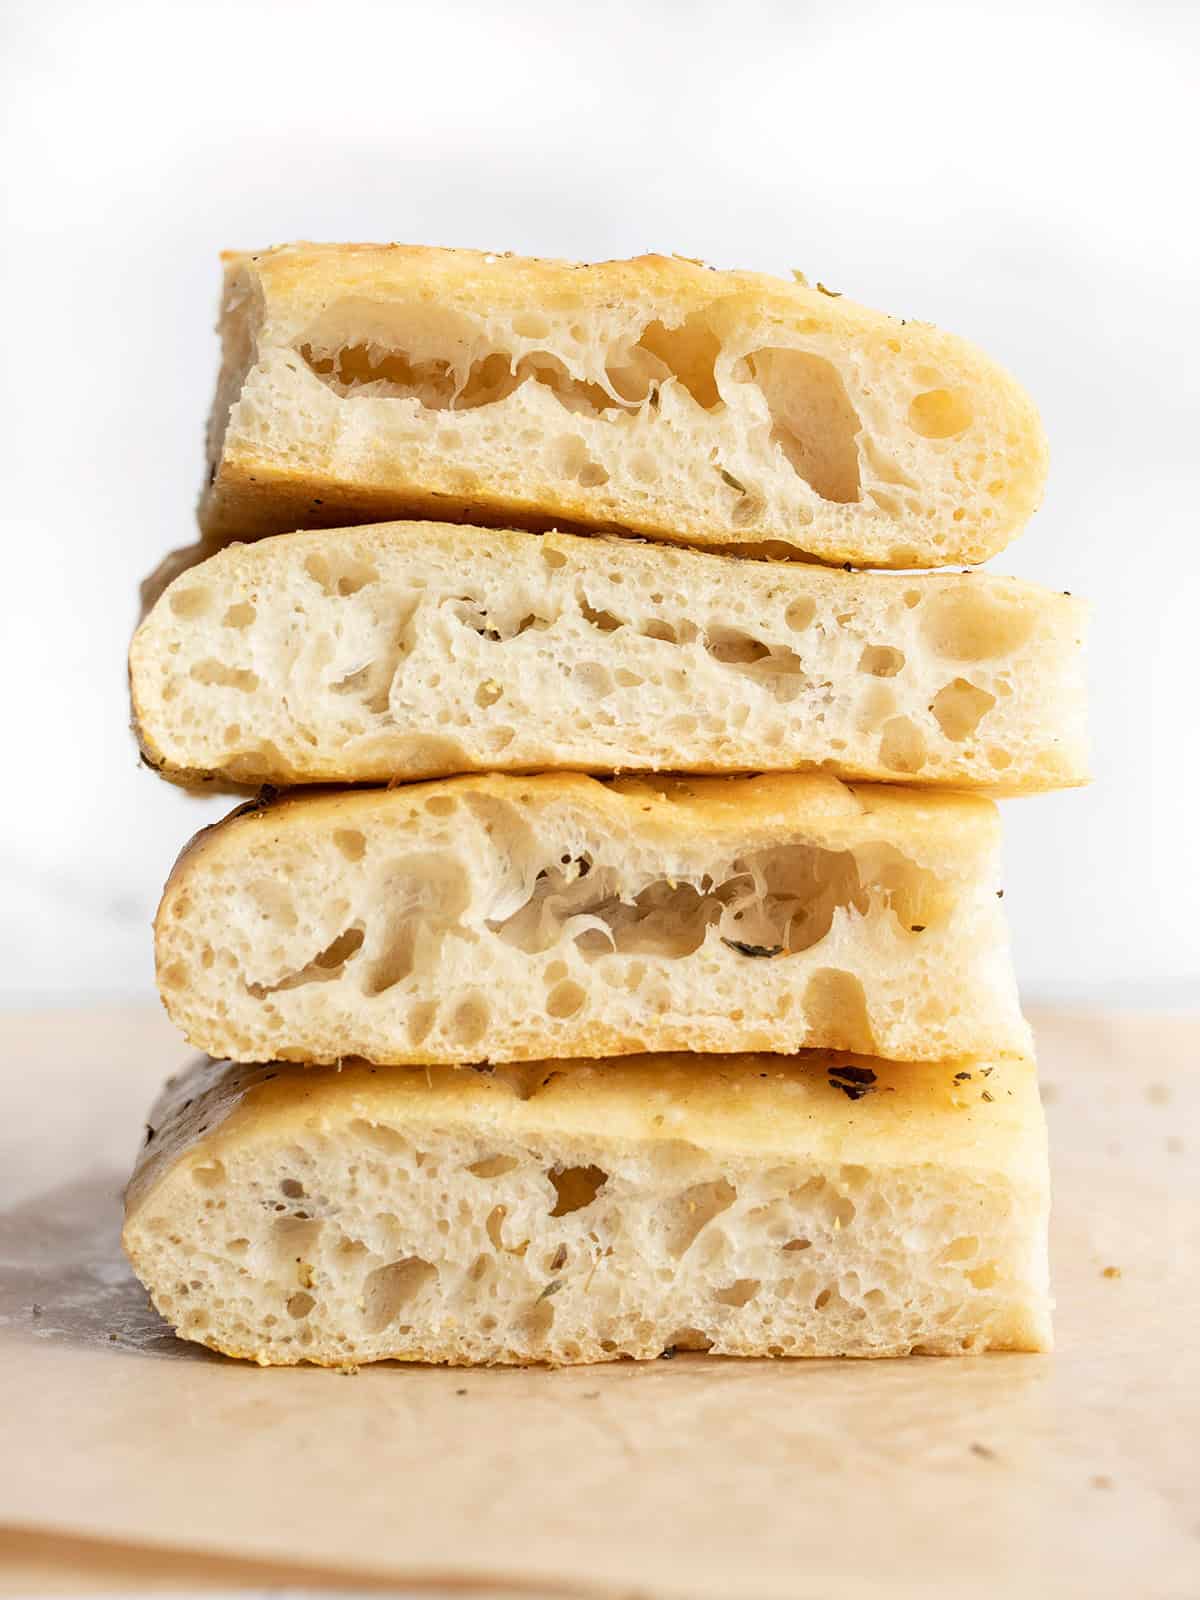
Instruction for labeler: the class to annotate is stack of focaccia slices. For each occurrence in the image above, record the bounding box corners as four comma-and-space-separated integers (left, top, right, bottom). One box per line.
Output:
124, 243, 1085, 1366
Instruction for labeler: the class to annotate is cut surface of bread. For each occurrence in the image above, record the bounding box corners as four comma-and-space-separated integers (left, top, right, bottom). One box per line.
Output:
123, 1050, 1051, 1366
132, 522, 1088, 794
198, 244, 1047, 568
154, 773, 1028, 1066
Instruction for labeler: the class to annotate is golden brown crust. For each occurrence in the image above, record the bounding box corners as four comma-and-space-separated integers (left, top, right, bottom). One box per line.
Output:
198, 243, 1048, 566
159, 770, 1000, 903
127, 1049, 1047, 1218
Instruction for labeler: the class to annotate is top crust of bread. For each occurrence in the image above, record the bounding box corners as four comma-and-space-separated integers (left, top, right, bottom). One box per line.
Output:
127, 1048, 1048, 1224
170, 770, 1002, 885
199, 243, 1047, 568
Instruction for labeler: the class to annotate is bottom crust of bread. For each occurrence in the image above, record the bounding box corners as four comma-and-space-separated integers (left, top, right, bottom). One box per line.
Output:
123, 1052, 1051, 1366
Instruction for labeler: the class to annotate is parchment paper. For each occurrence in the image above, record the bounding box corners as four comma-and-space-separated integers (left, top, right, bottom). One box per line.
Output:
0, 1005, 1196, 1598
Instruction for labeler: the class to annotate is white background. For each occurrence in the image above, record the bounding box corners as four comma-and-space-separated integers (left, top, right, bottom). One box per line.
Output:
2, 0, 1197, 1008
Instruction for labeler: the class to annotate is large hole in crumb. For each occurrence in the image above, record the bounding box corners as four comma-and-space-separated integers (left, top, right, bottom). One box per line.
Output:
451, 994, 490, 1051
444, 594, 553, 644
702, 625, 808, 702
908, 388, 973, 439
666, 1327, 715, 1353
545, 979, 587, 1018
334, 829, 366, 862
304, 551, 380, 597
523, 1296, 556, 1343
930, 678, 996, 741
246, 926, 364, 997
189, 660, 258, 692
611, 312, 722, 409
490, 842, 882, 962
921, 587, 1036, 662
407, 1000, 438, 1043
577, 591, 624, 632
878, 715, 928, 774
468, 1154, 520, 1179
168, 585, 212, 618
301, 337, 620, 418
361, 854, 472, 997
713, 1277, 760, 1308
489, 837, 950, 964
744, 348, 862, 502
485, 1205, 508, 1250
666, 1178, 736, 1258
362, 1257, 438, 1333
803, 969, 876, 1053
858, 645, 905, 678
548, 1164, 608, 1216
297, 302, 726, 426
271, 1215, 323, 1266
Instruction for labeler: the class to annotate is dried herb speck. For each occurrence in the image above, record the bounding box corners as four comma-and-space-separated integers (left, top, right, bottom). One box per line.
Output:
831, 1064, 876, 1085
722, 939, 784, 959
538, 1279, 564, 1302
828, 1064, 877, 1101
970, 1442, 996, 1460
719, 468, 747, 495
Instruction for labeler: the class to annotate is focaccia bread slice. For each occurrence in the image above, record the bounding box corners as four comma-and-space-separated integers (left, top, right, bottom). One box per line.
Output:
132, 523, 1088, 794
198, 243, 1047, 568
154, 773, 1028, 1066
123, 1050, 1051, 1366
